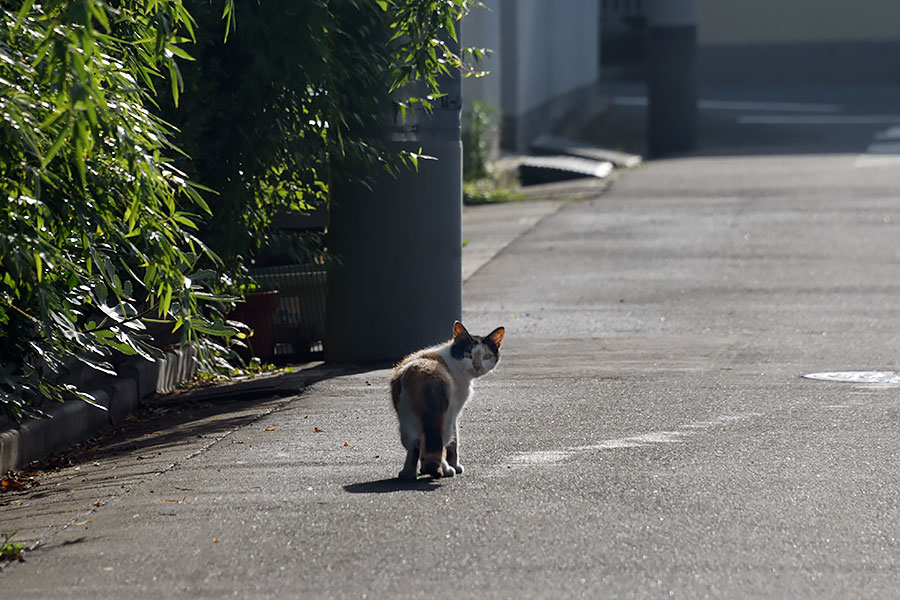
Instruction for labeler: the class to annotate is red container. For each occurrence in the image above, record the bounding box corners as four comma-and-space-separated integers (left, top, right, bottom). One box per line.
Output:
228, 290, 279, 361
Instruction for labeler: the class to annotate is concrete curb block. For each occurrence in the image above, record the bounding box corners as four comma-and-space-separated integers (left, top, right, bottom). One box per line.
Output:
0, 347, 198, 473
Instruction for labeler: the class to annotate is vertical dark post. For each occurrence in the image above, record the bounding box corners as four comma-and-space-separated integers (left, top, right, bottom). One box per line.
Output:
324, 39, 462, 363
646, 0, 697, 157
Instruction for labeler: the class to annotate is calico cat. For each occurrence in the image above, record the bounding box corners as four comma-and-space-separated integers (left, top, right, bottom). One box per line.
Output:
390, 321, 505, 479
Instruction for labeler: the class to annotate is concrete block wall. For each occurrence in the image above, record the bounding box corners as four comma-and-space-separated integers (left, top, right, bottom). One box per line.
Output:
0, 346, 199, 473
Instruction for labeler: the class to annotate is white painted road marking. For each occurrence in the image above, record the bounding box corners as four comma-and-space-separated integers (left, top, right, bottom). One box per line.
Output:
738, 115, 900, 125
803, 371, 900, 385
613, 96, 842, 113
504, 414, 759, 468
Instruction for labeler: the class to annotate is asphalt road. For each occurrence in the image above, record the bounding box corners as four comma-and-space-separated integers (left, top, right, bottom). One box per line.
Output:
5, 87, 900, 598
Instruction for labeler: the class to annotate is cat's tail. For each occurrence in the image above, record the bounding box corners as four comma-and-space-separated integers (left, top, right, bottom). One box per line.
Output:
418, 379, 450, 477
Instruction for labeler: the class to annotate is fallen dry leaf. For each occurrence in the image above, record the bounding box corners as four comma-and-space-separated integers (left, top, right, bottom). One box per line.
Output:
343, 442, 350, 447
264, 427, 278, 431
1, 471, 39, 492
1, 478, 28, 492
314, 427, 324, 433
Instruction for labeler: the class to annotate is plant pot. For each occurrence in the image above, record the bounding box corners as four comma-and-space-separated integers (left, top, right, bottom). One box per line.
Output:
228, 290, 279, 361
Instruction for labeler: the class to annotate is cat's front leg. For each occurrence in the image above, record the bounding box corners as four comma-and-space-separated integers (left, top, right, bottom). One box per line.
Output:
398, 442, 419, 480
446, 433, 463, 475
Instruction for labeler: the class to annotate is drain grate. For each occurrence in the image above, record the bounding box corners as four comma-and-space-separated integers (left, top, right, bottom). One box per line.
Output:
803, 371, 900, 384
531, 135, 643, 168
518, 155, 614, 186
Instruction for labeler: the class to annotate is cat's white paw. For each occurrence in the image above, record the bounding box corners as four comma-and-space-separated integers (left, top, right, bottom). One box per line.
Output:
449, 463, 464, 475
420, 461, 457, 478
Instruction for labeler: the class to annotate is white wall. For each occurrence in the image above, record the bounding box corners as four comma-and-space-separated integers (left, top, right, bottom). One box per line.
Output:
461, 0, 502, 110
699, 0, 900, 45
511, 0, 599, 117
696, 0, 900, 85
463, 0, 600, 151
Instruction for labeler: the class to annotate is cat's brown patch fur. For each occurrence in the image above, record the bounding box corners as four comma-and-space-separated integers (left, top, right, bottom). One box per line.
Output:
391, 353, 452, 470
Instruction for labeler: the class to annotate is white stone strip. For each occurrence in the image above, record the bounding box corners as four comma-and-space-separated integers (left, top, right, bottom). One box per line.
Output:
612, 96, 842, 113
504, 413, 758, 468
739, 115, 900, 125
803, 371, 900, 385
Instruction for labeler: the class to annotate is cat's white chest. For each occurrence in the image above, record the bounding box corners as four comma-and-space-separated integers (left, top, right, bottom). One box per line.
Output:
451, 381, 473, 415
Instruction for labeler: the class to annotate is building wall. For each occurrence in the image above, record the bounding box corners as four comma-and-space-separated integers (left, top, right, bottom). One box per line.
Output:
697, 0, 900, 85
699, 0, 900, 45
463, 0, 600, 152
511, 0, 599, 115
461, 0, 502, 113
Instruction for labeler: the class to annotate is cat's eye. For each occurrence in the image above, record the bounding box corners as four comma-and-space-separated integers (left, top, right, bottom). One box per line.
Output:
463, 351, 472, 358
484, 353, 494, 360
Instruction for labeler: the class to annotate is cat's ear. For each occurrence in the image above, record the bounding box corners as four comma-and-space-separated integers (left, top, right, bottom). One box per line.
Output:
453, 321, 472, 341
486, 326, 505, 349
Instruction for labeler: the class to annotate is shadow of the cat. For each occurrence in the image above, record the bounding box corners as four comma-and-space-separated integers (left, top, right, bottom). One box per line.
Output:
343, 477, 443, 494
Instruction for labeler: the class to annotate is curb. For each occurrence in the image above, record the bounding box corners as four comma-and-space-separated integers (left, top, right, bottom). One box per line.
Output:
0, 348, 198, 474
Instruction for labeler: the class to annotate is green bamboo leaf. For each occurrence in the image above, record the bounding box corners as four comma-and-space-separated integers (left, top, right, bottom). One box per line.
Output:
165, 43, 194, 61
33, 252, 42, 283
41, 125, 70, 168
61, 384, 106, 409
73, 125, 87, 186
13, 0, 35, 31
160, 283, 173, 315
191, 317, 236, 338
172, 212, 198, 229
90, 1, 111, 33
169, 63, 180, 107
445, 17, 458, 42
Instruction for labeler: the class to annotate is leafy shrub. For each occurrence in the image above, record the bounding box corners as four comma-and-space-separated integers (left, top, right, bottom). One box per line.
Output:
0, 2, 232, 423
463, 180, 525, 206
463, 100, 499, 181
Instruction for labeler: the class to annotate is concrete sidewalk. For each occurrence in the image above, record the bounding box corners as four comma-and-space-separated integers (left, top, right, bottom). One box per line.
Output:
0, 193, 573, 562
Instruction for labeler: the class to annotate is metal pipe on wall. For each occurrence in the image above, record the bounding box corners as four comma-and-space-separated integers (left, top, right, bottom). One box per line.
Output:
646, 0, 698, 156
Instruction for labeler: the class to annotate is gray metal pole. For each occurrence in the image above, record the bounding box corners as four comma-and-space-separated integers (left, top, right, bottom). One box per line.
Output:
646, 0, 697, 157
324, 41, 462, 363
